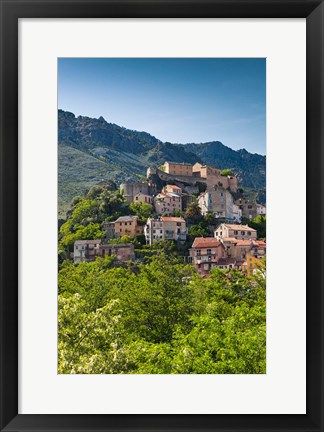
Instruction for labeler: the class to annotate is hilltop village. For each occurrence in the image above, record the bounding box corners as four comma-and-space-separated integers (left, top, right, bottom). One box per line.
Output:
71, 161, 266, 276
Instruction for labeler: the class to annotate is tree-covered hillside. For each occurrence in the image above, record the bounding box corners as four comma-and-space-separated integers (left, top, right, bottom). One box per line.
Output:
58, 110, 266, 218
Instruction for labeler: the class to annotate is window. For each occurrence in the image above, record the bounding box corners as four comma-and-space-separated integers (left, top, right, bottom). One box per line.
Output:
160, 230, 163, 234
197, 250, 201, 256
248, 205, 252, 209
135, 196, 138, 201
234, 230, 238, 235
248, 231, 251, 235
220, 192, 223, 197
207, 249, 211, 255
76, 246, 78, 250
241, 231, 245, 235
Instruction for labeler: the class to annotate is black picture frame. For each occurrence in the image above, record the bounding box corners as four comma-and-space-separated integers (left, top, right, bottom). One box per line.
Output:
1, 1, 323, 431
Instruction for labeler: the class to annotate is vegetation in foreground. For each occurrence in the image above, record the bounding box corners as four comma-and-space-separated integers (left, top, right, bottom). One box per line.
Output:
58, 253, 266, 374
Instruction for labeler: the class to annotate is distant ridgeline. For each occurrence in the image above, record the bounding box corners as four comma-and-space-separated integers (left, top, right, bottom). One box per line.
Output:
58, 109, 266, 218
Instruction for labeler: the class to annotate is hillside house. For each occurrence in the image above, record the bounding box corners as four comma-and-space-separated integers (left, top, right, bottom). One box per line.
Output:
234, 198, 257, 220
154, 192, 182, 215
74, 239, 102, 263
133, 192, 153, 205
162, 184, 182, 195
198, 187, 234, 219
144, 216, 187, 245
189, 237, 226, 276
114, 216, 144, 238
97, 243, 135, 262
214, 223, 257, 241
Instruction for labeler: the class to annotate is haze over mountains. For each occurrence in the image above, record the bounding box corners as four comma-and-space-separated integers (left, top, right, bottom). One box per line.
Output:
58, 109, 266, 218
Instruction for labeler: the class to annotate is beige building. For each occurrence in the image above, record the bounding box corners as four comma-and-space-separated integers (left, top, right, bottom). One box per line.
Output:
193, 163, 238, 192
154, 192, 182, 215
214, 223, 257, 241
163, 162, 193, 176
144, 216, 187, 245
162, 184, 182, 195
189, 237, 226, 276
133, 192, 153, 205
114, 215, 143, 238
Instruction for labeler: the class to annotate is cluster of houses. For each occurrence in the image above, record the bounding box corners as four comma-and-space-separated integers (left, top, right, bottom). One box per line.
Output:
74, 222, 265, 277
189, 223, 266, 276
72, 161, 266, 276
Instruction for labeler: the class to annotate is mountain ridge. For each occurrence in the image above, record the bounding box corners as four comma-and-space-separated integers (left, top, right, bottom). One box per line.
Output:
58, 109, 266, 218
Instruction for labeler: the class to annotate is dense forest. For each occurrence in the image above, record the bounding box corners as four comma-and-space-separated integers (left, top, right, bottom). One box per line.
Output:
59, 254, 266, 374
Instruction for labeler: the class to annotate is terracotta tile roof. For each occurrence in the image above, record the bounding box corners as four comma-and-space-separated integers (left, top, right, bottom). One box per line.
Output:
192, 237, 223, 248
166, 184, 181, 189
161, 217, 185, 223
221, 237, 238, 243
235, 240, 253, 246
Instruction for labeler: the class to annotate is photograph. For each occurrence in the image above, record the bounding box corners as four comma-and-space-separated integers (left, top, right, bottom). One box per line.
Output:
57, 57, 266, 374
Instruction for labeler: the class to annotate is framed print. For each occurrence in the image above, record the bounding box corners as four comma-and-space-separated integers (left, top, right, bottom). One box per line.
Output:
0, 0, 323, 431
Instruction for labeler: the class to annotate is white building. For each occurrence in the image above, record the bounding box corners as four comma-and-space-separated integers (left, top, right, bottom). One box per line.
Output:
144, 216, 187, 245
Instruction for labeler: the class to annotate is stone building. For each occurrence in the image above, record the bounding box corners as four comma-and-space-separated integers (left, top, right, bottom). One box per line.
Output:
97, 243, 135, 262
133, 192, 153, 205
120, 182, 149, 203
198, 187, 234, 219
73, 239, 102, 263
144, 216, 187, 245
154, 192, 182, 215
73, 239, 135, 263
234, 198, 258, 220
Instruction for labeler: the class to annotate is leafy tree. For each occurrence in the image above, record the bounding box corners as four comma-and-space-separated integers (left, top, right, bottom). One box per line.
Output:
185, 202, 202, 221
245, 215, 266, 239
58, 252, 266, 374
221, 169, 234, 177
189, 224, 209, 237
129, 201, 153, 222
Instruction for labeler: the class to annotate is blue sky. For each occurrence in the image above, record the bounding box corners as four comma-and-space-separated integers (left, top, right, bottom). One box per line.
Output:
58, 58, 266, 155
